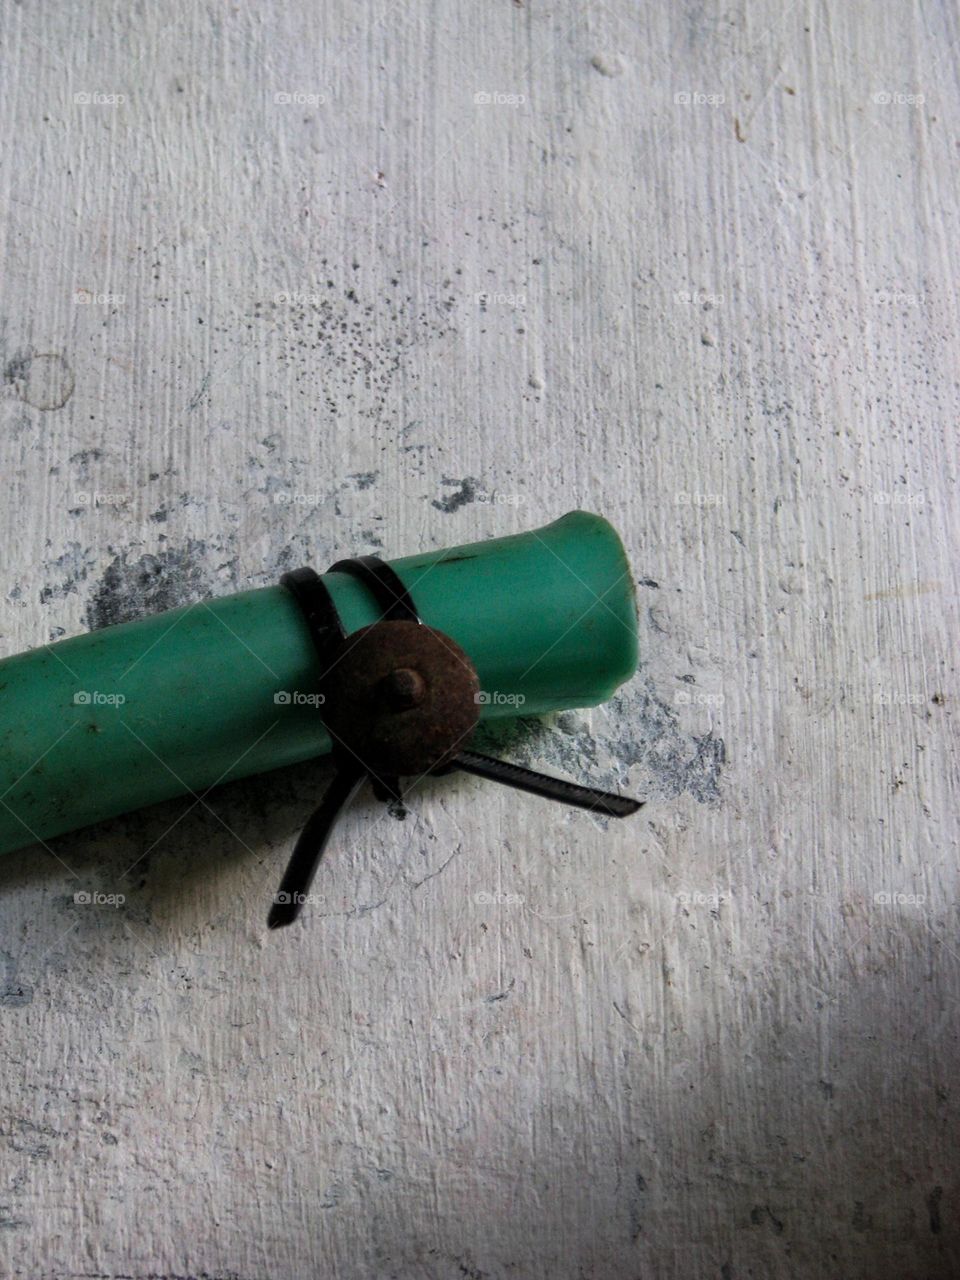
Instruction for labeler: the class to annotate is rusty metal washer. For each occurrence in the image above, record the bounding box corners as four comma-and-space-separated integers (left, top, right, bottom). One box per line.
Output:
321, 620, 480, 777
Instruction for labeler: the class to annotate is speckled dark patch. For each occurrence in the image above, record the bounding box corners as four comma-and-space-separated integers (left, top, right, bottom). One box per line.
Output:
432, 477, 480, 514
37, 543, 99, 604
85, 541, 215, 630
250, 276, 455, 424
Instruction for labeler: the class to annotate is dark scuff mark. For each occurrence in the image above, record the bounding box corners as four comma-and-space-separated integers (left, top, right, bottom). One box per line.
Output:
647, 606, 669, 635
852, 1201, 871, 1232
0, 951, 33, 1007
85, 541, 215, 630
187, 371, 211, 410
630, 1172, 647, 1240
485, 977, 516, 1003
638, 577, 659, 588
349, 470, 379, 490
750, 1204, 784, 1234
60, 1273, 256, 1279
432, 477, 480, 514
412, 845, 461, 890
437, 552, 479, 565
927, 1185, 943, 1234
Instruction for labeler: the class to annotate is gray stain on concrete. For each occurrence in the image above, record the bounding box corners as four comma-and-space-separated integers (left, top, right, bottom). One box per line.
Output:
3, 350, 74, 410
0, 950, 33, 1008
86, 540, 215, 630
472, 677, 726, 804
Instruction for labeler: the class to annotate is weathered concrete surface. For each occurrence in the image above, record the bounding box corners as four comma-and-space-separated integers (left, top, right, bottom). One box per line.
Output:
0, 1, 957, 1276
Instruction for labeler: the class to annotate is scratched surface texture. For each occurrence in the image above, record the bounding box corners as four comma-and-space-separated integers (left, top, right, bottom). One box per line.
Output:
0, 1, 957, 1277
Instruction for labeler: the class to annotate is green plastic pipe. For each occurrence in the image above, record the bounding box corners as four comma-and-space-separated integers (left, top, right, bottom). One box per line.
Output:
0, 511, 637, 856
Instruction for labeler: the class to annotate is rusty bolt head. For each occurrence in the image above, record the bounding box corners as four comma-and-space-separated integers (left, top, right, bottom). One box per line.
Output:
379, 666, 426, 710
320, 621, 480, 777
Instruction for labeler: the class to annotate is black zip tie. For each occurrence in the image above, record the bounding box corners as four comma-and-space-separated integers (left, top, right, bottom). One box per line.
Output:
279, 566, 345, 653
271, 554, 643, 928
328, 555, 422, 623
454, 750, 642, 818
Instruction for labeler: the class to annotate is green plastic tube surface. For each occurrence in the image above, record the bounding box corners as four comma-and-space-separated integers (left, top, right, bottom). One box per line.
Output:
0, 511, 637, 855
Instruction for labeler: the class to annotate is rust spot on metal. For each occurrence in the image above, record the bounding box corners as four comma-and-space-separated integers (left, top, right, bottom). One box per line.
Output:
321, 621, 480, 777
